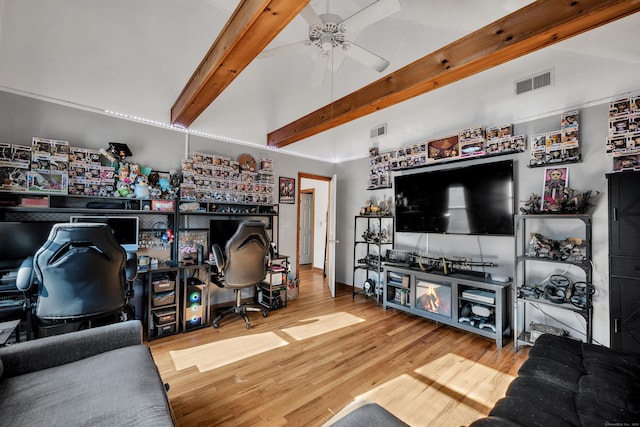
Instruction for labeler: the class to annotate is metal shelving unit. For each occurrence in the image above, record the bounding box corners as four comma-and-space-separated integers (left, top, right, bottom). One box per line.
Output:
352, 215, 393, 305
513, 214, 593, 351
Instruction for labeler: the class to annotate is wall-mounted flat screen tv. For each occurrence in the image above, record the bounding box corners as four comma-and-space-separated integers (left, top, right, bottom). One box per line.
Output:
394, 160, 514, 236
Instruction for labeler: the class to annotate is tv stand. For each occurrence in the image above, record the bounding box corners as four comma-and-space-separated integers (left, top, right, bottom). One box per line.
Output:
382, 264, 511, 348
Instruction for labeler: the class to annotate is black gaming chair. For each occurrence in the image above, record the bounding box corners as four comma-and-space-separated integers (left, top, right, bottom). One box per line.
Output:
211, 221, 269, 329
16, 222, 138, 338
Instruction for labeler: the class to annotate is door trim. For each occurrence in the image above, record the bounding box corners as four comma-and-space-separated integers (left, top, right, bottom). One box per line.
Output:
296, 173, 331, 280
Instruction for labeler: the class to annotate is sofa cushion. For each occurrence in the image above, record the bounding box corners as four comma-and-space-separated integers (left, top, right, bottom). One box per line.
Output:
576, 393, 640, 426
534, 334, 582, 355
579, 374, 640, 415
517, 356, 582, 392
469, 416, 523, 427
487, 396, 576, 427
505, 376, 579, 425
327, 402, 408, 427
527, 343, 584, 372
0, 344, 173, 426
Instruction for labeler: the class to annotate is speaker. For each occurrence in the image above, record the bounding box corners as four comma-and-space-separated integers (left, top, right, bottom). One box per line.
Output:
186, 285, 203, 327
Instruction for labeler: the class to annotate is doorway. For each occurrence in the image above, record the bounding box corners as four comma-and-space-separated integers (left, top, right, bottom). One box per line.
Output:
299, 190, 314, 266
296, 173, 331, 287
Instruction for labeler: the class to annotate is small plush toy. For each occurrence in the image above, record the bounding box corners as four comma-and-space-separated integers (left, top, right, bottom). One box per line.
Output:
133, 174, 150, 199
118, 163, 130, 183
158, 177, 171, 193
115, 180, 133, 198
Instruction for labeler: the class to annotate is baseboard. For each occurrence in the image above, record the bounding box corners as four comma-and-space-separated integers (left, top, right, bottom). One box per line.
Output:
336, 281, 350, 291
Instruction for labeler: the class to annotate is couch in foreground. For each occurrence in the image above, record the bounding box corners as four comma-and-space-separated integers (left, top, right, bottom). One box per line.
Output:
0, 320, 175, 426
471, 334, 640, 426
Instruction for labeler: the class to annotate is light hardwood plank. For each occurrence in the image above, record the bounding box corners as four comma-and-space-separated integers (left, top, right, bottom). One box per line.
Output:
149, 269, 529, 426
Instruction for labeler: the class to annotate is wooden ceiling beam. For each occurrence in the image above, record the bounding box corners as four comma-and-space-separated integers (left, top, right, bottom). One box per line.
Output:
171, 0, 309, 128
268, 0, 640, 149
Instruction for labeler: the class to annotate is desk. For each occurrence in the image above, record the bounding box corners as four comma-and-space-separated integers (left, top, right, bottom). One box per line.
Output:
0, 319, 20, 346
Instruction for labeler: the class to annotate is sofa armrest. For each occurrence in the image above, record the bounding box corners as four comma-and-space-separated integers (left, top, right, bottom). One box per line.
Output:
0, 320, 143, 378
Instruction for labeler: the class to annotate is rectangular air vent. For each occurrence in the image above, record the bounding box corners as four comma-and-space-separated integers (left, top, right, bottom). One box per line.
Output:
515, 69, 553, 95
370, 123, 387, 138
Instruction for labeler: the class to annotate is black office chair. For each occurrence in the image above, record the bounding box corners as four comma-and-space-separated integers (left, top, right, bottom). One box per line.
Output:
211, 221, 269, 329
16, 222, 138, 338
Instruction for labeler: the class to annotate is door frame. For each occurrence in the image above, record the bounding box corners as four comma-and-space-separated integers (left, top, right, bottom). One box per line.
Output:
296, 172, 331, 280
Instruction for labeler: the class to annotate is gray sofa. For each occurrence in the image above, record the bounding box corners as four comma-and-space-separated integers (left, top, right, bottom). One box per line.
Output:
0, 320, 175, 426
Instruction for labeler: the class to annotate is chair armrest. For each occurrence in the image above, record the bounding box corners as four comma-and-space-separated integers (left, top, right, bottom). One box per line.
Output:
126, 251, 138, 282
212, 244, 225, 270
15, 256, 34, 292
0, 320, 143, 378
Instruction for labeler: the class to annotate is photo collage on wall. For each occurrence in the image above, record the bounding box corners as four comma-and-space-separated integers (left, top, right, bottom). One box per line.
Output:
529, 110, 581, 167
367, 123, 526, 189
606, 93, 640, 171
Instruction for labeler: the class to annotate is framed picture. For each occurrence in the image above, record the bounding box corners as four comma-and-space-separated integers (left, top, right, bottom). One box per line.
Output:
279, 176, 295, 204
542, 166, 569, 211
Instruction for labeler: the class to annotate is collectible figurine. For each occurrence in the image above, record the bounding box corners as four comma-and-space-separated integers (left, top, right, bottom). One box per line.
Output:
520, 193, 542, 214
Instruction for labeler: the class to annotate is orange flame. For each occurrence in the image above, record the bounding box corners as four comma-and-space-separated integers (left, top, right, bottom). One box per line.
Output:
424, 285, 441, 313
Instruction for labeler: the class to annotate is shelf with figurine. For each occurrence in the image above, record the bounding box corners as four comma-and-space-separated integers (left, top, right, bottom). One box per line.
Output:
528, 110, 583, 168
366, 123, 526, 186
513, 212, 594, 352
352, 214, 394, 305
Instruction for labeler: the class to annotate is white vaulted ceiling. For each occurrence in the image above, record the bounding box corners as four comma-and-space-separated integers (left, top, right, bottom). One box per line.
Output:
0, 0, 639, 162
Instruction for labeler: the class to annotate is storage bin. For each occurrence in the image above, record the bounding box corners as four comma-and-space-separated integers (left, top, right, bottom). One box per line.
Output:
152, 278, 175, 293
155, 323, 176, 337
153, 309, 176, 325
152, 291, 175, 307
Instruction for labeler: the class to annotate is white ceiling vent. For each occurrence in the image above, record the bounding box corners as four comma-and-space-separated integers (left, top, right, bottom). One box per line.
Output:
515, 69, 554, 95
370, 123, 387, 139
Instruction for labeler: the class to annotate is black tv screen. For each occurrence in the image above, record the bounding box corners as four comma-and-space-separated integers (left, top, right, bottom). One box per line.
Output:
209, 219, 243, 252
69, 216, 139, 251
394, 160, 514, 236
0, 221, 57, 268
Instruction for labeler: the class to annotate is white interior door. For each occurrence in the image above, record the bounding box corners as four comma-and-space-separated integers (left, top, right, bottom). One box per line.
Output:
327, 174, 337, 297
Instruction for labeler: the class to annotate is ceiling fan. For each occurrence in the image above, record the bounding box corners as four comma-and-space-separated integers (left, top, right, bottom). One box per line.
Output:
259, 0, 402, 87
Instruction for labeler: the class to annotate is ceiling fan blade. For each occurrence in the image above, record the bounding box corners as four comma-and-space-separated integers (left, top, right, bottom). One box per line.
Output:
258, 40, 309, 59
345, 42, 389, 72
342, 0, 402, 33
311, 53, 330, 88
330, 49, 348, 72
300, 5, 323, 28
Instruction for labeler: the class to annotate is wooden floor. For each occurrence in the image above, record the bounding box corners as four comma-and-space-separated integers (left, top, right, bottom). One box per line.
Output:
149, 268, 530, 427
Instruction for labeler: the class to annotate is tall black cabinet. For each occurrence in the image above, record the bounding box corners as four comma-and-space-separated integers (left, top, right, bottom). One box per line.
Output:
608, 172, 640, 353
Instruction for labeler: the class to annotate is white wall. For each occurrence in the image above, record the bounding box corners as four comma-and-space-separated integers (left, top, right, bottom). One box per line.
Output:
0, 89, 617, 345
335, 102, 613, 346
0, 90, 336, 305
300, 177, 329, 270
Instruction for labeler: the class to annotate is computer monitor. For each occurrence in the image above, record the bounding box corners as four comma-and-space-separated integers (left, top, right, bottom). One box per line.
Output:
0, 221, 57, 268
69, 216, 139, 252
209, 219, 243, 252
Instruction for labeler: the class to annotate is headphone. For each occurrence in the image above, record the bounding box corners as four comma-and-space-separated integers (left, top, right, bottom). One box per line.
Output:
363, 279, 375, 294
544, 283, 566, 304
